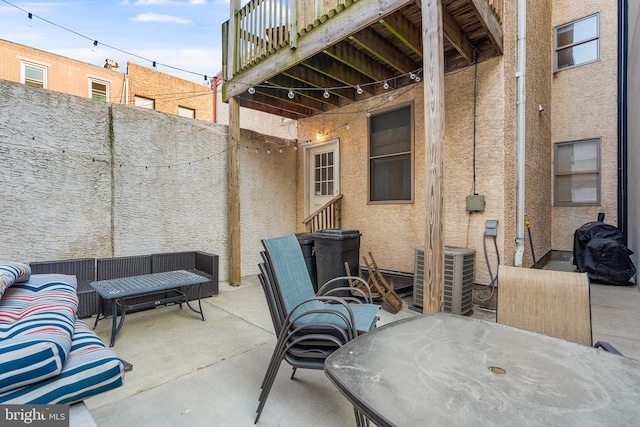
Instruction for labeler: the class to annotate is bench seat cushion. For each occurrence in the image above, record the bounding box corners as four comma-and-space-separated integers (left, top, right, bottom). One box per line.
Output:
0, 319, 124, 403
0, 274, 77, 393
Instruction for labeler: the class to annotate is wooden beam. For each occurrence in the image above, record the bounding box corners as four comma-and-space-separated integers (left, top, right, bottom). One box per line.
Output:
237, 96, 303, 120
467, 0, 503, 54
265, 74, 342, 107
349, 28, 417, 74
228, 96, 241, 286
241, 89, 315, 115
323, 42, 395, 83
441, 3, 474, 63
283, 65, 356, 100
422, 0, 445, 313
224, 0, 415, 100
379, 11, 423, 57
303, 54, 374, 96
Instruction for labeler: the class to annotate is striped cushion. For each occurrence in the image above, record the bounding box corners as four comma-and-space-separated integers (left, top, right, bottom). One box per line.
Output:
0, 319, 125, 404
0, 262, 31, 299
0, 274, 77, 393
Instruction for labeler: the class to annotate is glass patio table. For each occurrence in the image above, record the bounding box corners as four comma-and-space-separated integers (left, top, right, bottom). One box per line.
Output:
325, 313, 640, 427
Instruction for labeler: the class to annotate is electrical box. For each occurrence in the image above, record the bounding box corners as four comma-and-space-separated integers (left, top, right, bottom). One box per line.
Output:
466, 195, 485, 212
485, 220, 498, 236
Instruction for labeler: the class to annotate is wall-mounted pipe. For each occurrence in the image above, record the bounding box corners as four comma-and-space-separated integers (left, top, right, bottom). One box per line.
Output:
514, 0, 527, 267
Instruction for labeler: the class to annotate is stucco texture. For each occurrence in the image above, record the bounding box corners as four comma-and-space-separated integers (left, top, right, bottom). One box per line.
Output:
551, 1, 620, 250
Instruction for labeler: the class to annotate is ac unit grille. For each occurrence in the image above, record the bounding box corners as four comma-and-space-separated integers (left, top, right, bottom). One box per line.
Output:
413, 246, 475, 315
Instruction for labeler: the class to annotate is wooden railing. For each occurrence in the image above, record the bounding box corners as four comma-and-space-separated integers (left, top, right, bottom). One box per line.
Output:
224, 0, 504, 80
303, 194, 343, 233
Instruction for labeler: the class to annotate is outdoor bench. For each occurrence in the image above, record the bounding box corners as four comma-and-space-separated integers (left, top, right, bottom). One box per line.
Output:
30, 251, 219, 318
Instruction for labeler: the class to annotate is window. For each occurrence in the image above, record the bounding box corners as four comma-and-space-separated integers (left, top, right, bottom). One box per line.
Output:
555, 14, 600, 71
89, 79, 109, 102
21, 61, 47, 88
178, 106, 196, 119
134, 95, 155, 109
368, 104, 413, 203
314, 151, 334, 196
554, 139, 600, 206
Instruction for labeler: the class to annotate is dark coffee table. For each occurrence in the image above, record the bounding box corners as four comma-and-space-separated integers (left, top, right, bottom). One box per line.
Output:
90, 270, 209, 346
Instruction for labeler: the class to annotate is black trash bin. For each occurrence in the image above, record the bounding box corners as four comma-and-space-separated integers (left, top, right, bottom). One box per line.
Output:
295, 232, 318, 292
313, 229, 361, 296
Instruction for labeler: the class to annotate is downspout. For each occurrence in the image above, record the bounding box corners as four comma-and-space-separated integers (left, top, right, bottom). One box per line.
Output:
514, 0, 527, 267
212, 75, 219, 123
618, 0, 628, 244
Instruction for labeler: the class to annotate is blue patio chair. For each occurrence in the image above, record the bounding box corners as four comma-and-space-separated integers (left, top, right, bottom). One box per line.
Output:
255, 234, 380, 423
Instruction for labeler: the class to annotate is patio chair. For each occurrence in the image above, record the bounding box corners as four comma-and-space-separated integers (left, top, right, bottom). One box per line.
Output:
255, 234, 380, 423
497, 265, 622, 354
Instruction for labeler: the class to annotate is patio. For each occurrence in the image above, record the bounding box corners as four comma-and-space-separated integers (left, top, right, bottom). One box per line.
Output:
82, 270, 640, 426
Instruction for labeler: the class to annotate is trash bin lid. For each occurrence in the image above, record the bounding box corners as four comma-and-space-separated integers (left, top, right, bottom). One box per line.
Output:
295, 232, 315, 244
315, 229, 361, 240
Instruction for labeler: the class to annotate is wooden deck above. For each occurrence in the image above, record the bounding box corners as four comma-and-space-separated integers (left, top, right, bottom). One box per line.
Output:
222, 0, 503, 119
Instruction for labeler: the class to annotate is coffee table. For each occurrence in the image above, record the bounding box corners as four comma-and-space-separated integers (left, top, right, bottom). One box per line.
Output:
325, 313, 640, 427
90, 270, 209, 346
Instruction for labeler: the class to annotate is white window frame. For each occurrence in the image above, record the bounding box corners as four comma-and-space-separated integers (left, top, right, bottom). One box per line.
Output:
554, 138, 601, 206
134, 95, 155, 109
20, 60, 48, 89
367, 102, 414, 204
178, 106, 196, 119
88, 78, 110, 102
554, 13, 600, 72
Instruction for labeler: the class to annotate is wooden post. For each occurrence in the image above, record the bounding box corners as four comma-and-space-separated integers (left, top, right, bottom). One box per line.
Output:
228, 0, 242, 286
229, 96, 241, 286
421, 0, 445, 313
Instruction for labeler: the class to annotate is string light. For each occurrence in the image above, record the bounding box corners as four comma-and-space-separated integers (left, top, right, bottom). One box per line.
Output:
288, 89, 295, 99
383, 80, 390, 90
323, 89, 330, 99
409, 72, 416, 80
345, 123, 350, 130
267, 148, 271, 154
356, 85, 363, 95
279, 148, 283, 154
248, 85, 256, 95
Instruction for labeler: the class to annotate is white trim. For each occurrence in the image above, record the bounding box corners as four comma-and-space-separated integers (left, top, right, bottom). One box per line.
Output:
20, 60, 48, 89
88, 77, 110, 102
304, 138, 340, 217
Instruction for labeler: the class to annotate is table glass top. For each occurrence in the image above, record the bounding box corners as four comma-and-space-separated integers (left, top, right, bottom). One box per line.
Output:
90, 270, 208, 298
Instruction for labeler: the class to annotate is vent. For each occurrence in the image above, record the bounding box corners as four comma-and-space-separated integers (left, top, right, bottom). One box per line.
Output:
413, 246, 475, 315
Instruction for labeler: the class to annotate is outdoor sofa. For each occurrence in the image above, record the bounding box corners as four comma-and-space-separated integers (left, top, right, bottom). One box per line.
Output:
29, 251, 219, 318
0, 262, 125, 404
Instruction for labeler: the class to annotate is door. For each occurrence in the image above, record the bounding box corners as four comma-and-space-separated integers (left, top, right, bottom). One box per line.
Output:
306, 140, 339, 216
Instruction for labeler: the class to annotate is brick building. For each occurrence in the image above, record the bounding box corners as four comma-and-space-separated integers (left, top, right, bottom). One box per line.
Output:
0, 39, 126, 103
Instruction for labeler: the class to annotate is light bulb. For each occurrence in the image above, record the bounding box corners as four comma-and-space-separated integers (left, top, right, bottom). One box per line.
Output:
255, 148, 259, 153
345, 123, 350, 130
383, 80, 390, 90
388, 95, 394, 101
293, 145, 298, 151
356, 85, 363, 95
415, 76, 421, 83
323, 89, 330, 99
366, 112, 371, 117
279, 148, 283, 154
409, 72, 416, 80
267, 148, 271, 154
248, 85, 256, 95
288, 90, 294, 99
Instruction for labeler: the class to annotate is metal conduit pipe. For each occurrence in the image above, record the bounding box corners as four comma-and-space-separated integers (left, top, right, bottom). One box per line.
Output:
514, 0, 527, 267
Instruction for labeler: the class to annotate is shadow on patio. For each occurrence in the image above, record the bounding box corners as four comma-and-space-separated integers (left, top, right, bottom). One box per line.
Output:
84, 273, 640, 426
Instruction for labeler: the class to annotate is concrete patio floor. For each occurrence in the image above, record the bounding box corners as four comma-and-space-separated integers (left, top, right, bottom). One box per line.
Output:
82, 271, 640, 426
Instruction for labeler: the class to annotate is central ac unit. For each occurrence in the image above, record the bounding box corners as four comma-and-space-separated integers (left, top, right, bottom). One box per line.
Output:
413, 246, 475, 315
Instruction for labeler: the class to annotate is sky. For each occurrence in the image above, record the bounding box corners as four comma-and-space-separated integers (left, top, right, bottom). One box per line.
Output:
0, 0, 232, 83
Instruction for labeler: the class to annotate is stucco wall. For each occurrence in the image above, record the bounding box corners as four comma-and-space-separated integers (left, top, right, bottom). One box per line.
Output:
551, 1, 620, 250
628, 2, 640, 271
0, 79, 297, 280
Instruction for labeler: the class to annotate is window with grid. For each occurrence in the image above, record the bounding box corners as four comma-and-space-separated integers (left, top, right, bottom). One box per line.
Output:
555, 14, 600, 71
314, 151, 334, 196
90, 79, 109, 102
554, 139, 600, 206
368, 104, 413, 202
21, 61, 47, 88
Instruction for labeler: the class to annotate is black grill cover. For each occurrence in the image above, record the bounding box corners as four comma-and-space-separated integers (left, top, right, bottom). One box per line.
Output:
573, 221, 636, 285
583, 238, 636, 285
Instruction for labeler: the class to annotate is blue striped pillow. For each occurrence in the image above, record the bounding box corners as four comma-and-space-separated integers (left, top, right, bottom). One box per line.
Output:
0, 262, 31, 299
0, 319, 124, 404
0, 274, 77, 393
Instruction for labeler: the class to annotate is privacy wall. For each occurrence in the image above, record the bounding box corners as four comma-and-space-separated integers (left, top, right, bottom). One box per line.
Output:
0, 79, 297, 280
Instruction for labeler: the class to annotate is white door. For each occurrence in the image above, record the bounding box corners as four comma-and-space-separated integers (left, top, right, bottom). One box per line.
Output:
306, 140, 339, 216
